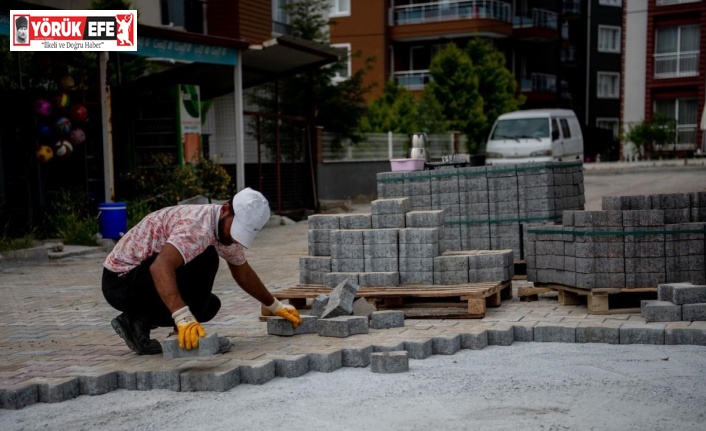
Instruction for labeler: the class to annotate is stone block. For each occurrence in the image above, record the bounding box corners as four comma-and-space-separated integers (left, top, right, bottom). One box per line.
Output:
342, 346, 373, 367
0, 385, 38, 410
359, 272, 400, 287
404, 339, 433, 359
309, 351, 343, 372
317, 317, 350, 338
31, 377, 80, 404
576, 321, 621, 344
371, 197, 410, 215
370, 310, 405, 329
325, 272, 360, 287
352, 297, 377, 317
371, 351, 409, 374
267, 315, 319, 336
406, 210, 445, 228
682, 303, 706, 321
373, 341, 407, 352
641, 300, 682, 322
308, 214, 340, 230
161, 333, 221, 359
364, 257, 398, 273
665, 323, 706, 345
432, 334, 461, 355
321, 279, 360, 318
239, 360, 276, 385
434, 270, 469, 285
116, 371, 136, 390
672, 283, 706, 305
372, 214, 406, 229
77, 371, 119, 395
533, 322, 577, 343
461, 329, 489, 349
487, 325, 514, 346
398, 257, 434, 272
513, 322, 536, 342
273, 355, 310, 378
339, 214, 372, 229
399, 271, 434, 285
180, 362, 240, 392
399, 228, 440, 244
135, 370, 180, 391
311, 295, 329, 318
619, 323, 666, 345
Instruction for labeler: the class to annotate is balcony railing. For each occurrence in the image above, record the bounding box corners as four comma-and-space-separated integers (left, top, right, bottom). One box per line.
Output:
520, 73, 557, 93
654, 51, 700, 78
391, 0, 511, 26
272, 20, 292, 36
656, 0, 701, 5
393, 70, 432, 90
563, 0, 581, 15
514, 8, 558, 30
653, 126, 698, 152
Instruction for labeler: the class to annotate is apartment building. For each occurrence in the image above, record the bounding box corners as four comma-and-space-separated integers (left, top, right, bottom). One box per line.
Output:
623, 0, 705, 160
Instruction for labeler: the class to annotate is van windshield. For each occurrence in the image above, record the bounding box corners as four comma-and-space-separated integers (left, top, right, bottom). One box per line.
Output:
490, 118, 550, 140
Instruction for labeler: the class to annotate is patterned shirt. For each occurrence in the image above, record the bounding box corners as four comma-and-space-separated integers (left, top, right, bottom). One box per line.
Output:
104, 204, 246, 274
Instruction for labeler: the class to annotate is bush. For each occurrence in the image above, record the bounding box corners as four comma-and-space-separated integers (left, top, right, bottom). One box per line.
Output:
44, 188, 99, 246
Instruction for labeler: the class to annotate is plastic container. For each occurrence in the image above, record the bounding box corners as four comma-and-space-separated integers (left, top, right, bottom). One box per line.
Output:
98, 202, 127, 239
390, 158, 425, 172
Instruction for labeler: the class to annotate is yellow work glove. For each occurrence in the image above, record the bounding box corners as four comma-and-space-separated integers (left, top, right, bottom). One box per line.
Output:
265, 299, 302, 329
172, 306, 206, 350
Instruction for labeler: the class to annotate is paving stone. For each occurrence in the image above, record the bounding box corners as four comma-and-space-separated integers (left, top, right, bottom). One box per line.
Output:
371, 351, 409, 374
135, 369, 181, 391
309, 351, 342, 372
161, 333, 220, 359
77, 371, 119, 395
460, 329, 489, 349
373, 341, 407, 352
358, 271, 400, 287
533, 322, 577, 343
405, 210, 445, 228
0, 385, 38, 410
665, 323, 706, 346
372, 214, 406, 229
672, 283, 706, 305
487, 324, 514, 346
321, 279, 360, 318
339, 214, 372, 229
512, 322, 536, 342
576, 321, 621, 344
370, 310, 405, 329
346, 315, 370, 335
32, 377, 80, 403
325, 272, 361, 287
116, 371, 136, 390
272, 355, 310, 378
404, 338, 433, 359
352, 297, 377, 317
620, 323, 666, 345
308, 214, 340, 230
682, 303, 706, 321
371, 197, 410, 215
239, 360, 276, 385
317, 317, 350, 338
432, 334, 461, 355
641, 300, 682, 322
342, 346, 373, 367
311, 295, 329, 318
180, 362, 240, 392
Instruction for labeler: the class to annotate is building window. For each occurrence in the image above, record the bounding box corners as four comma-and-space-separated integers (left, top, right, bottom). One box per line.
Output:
331, 43, 351, 83
330, 0, 350, 17
596, 118, 620, 140
598, 0, 622, 6
654, 98, 698, 149
655, 25, 700, 78
598, 25, 621, 53
597, 72, 620, 98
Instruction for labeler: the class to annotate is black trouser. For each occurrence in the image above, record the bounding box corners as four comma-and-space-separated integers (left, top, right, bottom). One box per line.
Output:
102, 246, 221, 327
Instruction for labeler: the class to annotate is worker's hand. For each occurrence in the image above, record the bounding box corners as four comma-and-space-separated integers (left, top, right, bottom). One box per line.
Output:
265, 299, 302, 329
172, 306, 206, 350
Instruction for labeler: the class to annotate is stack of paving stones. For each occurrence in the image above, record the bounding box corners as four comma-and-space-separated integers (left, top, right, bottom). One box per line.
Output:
377, 162, 585, 259
300, 199, 515, 287
524, 192, 706, 289
642, 282, 706, 322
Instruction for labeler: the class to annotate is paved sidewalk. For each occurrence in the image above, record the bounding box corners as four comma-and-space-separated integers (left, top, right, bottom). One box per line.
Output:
1, 211, 705, 409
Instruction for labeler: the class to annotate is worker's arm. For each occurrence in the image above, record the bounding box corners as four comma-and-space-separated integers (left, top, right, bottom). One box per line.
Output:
228, 261, 301, 328
150, 243, 205, 349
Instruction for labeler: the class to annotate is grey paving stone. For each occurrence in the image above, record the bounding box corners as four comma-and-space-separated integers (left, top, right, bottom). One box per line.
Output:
272, 355, 310, 378
317, 317, 350, 338
180, 363, 240, 392
352, 297, 377, 317
461, 329, 489, 349
309, 351, 342, 373
672, 283, 706, 305
346, 315, 370, 335
311, 295, 329, 318
161, 333, 220, 359
371, 197, 410, 215
371, 351, 409, 374
487, 325, 514, 346
339, 214, 372, 229
576, 322, 621, 344
35, 377, 80, 403
513, 322, 536, 342
0, 385, 38, 410
372, 214, 406, 229
404, 339, 433, 359
620, 323, 666, 345
432, 334, 461, 355
135, 370, 181, 391
239, 360, 276, 385
406, 210, 445, 227
682, 303, 706, 321
116, 371, 136, 390
534, 322, 577, 343
342, 346, 373, 367
78, 371, 119, 395
325, 272, 361, 287
641, 300, 682, 322
321, 278, 360, 318
373, 341, 407, 352
308, 214, 340, 230
370, 310, 405, 329
665, 323, 706, 346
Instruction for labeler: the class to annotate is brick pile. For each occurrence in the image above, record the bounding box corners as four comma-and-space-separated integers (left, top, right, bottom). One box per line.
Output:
300, 199, 514, 286
525, 192, 706, 289
642, 282, 706, 322
377, 162, 585, 258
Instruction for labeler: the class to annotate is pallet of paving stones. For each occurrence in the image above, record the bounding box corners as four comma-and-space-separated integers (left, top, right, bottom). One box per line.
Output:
536, 283, 657, 314
271, 281, 512, 319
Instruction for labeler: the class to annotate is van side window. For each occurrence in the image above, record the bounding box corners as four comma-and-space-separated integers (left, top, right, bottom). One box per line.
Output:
560, 119, 571, 138
551, 119, 560, 139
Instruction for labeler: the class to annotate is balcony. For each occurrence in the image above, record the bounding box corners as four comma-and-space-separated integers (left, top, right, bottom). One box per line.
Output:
654, 126, 698, 152
656, 0, 702, 5
654, 51, 700, 78
513, 8, 559, 41
520, 73, 557, 94
272, 21, 293, 36
389, 1, 513, 41
393, 70, 432, 90
563, 0, 581, 16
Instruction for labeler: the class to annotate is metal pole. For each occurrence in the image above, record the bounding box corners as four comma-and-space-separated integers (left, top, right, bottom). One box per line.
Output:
100, 52, 115, 202
234, 51, 245, 192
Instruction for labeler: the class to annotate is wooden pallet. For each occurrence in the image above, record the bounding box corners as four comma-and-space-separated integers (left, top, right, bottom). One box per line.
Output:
537, 283, 657, 314
268, 281, 512, 319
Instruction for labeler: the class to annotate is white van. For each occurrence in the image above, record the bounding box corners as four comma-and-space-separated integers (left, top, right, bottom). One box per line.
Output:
485, 109, 584, 165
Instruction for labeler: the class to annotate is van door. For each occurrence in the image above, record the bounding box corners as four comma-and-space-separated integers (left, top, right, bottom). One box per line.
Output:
551, 118, 564, 160
559, 117, 581, 160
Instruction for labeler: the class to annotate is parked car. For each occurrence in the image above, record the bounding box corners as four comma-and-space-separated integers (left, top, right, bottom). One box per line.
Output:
485, 109, 584, 165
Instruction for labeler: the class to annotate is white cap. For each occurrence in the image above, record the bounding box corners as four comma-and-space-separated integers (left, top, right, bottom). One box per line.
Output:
229, 188, 270, 248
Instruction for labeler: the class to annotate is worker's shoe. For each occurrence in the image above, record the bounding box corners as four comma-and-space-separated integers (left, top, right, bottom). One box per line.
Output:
111, 313, 162, 355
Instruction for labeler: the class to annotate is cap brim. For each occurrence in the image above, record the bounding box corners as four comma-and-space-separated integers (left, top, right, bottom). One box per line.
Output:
230, 215, 255, 248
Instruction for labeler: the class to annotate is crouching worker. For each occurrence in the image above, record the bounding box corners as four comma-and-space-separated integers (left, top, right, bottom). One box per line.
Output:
101, 187, 301, 355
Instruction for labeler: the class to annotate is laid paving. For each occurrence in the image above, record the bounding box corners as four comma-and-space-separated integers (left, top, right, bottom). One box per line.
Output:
1, 205, 705, 410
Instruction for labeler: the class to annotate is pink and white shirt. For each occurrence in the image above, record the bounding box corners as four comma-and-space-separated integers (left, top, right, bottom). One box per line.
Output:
104, 204, 246, 274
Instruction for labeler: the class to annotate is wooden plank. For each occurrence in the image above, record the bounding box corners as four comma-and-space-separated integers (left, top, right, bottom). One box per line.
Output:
558, 289, 582, 306
587, 293, 609, 313
517, 287, 554, 297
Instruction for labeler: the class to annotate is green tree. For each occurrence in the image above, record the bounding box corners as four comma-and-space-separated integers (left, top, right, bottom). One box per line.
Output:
465, 38, 524, 150
426, 43, 485, 152
624, 113, 677, 159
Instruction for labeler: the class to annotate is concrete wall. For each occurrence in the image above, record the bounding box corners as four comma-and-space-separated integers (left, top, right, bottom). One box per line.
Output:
317, 161, 390, 201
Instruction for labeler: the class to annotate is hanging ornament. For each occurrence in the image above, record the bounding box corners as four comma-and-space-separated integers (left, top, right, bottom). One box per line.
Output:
54, 140, 74, 157
69, 103, 88, 122
34, 99, 52, 116
55, 117, 71, 135
69, 128, 86, 146
36, 145, 54, 163
53, 92, 71, 111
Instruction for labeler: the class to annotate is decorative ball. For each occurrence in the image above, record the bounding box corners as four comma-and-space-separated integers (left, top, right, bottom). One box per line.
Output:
69, 104, 88, 122
34, 99, 52, 116
54, 140, 74, 157
55, 117, 71, 135
37, 123, 52, 139
54, 92, 71, 110
36, 145, 54, 163
69, 128, 86, 146
59, 74, 75, 90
